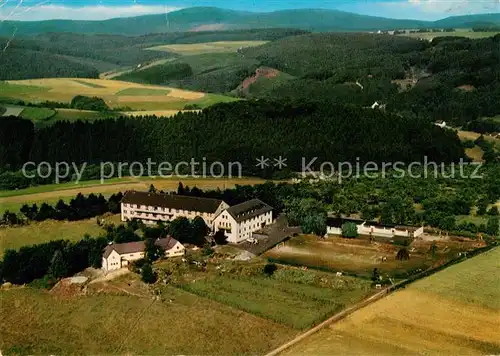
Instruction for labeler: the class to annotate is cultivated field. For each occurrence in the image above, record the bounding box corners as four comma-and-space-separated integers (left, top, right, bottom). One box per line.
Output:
147, 41, 268, 55
1, 79, 236, 111
265, 234, 482, 279
0, 215, 121, 254
122, 109, 199, 117
457, 129, 500, 155
0, 177, 267, 214
179, 272, 372, 329
401, 30, 500, 40
281, 247, 500, 355
0, 282, 296, 355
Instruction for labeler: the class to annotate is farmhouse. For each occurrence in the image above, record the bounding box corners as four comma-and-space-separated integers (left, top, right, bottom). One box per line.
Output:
213, 199, 273, 243
327, 217, 424, 239
121, 191, 229, 226
102, 237, 185, 272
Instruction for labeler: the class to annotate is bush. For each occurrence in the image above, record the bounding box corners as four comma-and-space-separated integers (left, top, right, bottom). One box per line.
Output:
141, 262, 156, 284
28, 275, 57, 289
202, 246, 215, 256
263, 263, 278, 276
70, 95, 109, 111
213, 230, 228, 245
129, 258, 146, 273
396, 248, 410, 261
341, 222, 359, 238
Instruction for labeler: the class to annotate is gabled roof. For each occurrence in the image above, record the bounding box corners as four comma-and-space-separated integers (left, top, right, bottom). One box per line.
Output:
103, 237, 182, 258
122, 191, 224, 214
226, 199, 272, 223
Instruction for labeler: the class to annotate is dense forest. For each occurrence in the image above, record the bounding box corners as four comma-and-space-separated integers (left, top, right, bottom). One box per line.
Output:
0, 100, 465, 174
0, 48, 100, 80
0, 29, 307, 80
239, 34, 500, 126
111, 32, 500, 127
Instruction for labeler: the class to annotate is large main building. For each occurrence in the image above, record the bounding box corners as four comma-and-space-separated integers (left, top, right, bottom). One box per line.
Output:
121, 191, 229, 227
120, 191, 273, 243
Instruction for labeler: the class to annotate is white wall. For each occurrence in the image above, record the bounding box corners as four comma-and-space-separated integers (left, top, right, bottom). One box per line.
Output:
327, 226, 342, 235
165, 242, 185, 257
213, 210, 238, 243
103, 250, 122, 272
121, 202, 226, 227
327, 222, 423, 238
214, 210, 273, 243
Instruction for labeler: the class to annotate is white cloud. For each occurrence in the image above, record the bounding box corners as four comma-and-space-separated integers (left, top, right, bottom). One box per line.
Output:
0, 4, 180, 21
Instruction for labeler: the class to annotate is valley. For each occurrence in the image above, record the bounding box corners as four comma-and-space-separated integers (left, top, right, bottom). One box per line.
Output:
0, 4, 499, 356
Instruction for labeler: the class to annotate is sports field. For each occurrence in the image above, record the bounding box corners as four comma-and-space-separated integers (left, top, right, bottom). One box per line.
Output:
1, 79, 235, 111
147, 41, 268, 55
281, 247, 500, 355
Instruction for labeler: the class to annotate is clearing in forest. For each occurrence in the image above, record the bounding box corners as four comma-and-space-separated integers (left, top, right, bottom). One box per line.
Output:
146, 41, 268, 55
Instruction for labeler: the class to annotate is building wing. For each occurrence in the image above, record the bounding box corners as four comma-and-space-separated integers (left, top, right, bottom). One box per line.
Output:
122, 191, 225, 214
226, 199, 273, 223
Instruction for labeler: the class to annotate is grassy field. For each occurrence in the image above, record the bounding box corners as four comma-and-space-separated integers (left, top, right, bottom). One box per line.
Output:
282, 247, 500, 355
1, 79, 235, 111
179, 272, 372, 330
52, 108, 119, 122
0, 284, 296, 355
122, 109, 198, 117
19, 107, 56, 121
0, 177, 267, 214
0, 215, 121, 254
457, 129, 500, 159
465, 146, 485, 162
147, 41, 268, 55
264, 235, 482, 279
401, 31, 500, 40
115, 87, 171, 96
1, 105, 24, 117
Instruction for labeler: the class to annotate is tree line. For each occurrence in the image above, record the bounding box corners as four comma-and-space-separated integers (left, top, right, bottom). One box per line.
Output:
239, 34, 500, 128
1, 193, 123, 226
0, 100, 465, 173
2, 171, 499, 285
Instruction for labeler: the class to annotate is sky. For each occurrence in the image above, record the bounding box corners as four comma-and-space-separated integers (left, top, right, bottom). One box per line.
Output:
0, 0, 498, 22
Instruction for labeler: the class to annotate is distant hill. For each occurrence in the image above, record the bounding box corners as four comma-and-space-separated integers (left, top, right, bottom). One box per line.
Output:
1, 7, 499, 36
433, 13, 500, 28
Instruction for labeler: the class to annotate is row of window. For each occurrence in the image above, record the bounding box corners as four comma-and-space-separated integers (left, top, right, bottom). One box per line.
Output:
123, 203, 211, 216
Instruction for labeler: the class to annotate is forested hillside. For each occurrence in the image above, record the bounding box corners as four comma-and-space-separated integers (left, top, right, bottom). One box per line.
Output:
1, 7, 499, 36
0, 48, 99, 80
0, 101, 464, 173
117, 52, 260, 93
0, 29, 306, 80
237, 33, 500, 126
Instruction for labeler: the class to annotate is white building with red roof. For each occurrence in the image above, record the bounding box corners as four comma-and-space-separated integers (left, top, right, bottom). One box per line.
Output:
102, 237, 185, 272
